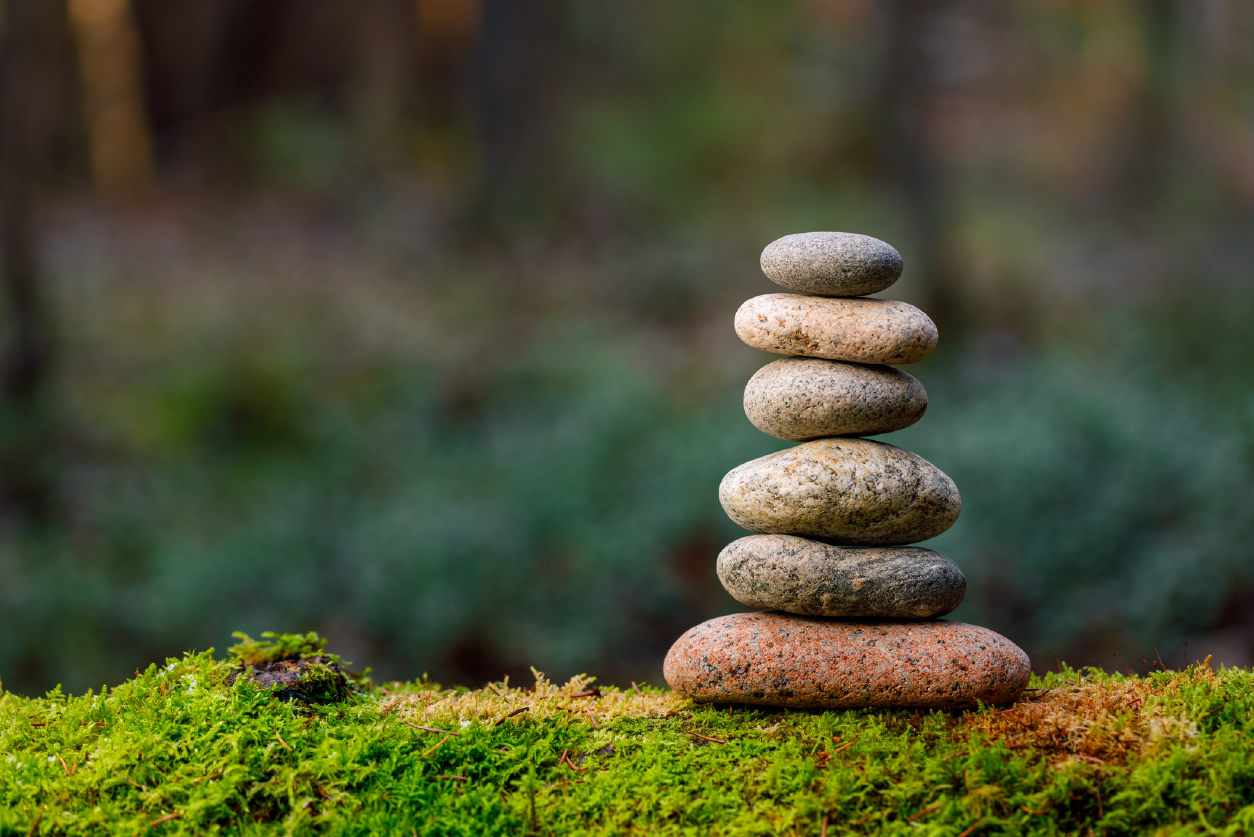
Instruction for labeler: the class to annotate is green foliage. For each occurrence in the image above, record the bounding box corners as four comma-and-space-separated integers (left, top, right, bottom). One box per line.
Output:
1, 645, 1251, 835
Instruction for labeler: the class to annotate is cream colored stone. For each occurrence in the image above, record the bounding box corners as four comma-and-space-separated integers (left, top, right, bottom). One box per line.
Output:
718, 437, 960, 546
735, 294, 937, 365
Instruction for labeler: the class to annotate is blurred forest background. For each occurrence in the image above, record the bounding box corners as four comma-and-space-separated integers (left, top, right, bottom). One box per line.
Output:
0, 0, 1251, 696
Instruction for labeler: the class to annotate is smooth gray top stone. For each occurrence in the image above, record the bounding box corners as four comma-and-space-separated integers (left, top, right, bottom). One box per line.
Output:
760, 232, 903, 297
719, 437, 961, 546
735, 294, 938, 365
717, 534, 965, 618
745, 357, 927, 441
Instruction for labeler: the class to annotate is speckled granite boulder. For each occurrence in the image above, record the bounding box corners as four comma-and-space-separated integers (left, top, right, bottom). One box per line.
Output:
719, 437, 960, 546
745, 357, 927, 440
760, 232, 903, 297
735, 294, 937, 365
717, 535, 965, 618
664, 612, 1029, 708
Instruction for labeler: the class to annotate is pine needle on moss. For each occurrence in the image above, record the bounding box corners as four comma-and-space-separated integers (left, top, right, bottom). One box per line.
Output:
1, 639, 1251, 835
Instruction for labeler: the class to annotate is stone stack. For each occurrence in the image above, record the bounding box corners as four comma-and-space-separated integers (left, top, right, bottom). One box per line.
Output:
664, 232, 1030, 709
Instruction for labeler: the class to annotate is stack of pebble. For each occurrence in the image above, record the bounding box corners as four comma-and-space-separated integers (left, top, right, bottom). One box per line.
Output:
664, 232, 1031, 709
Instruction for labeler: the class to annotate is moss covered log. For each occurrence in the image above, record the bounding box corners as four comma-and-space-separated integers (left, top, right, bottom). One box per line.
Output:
1, 634, 1251, 835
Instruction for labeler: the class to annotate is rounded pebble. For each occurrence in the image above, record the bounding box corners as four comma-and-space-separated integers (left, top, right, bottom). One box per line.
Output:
744, 357, 927, 441
718, 437, 960, 546
760, 232, 903, 297
663, 611, 1030, 709
717, 534, 965, 618
735, 294, 937, 365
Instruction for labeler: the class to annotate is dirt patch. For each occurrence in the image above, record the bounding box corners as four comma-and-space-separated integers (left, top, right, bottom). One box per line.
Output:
225, 655, 351, 703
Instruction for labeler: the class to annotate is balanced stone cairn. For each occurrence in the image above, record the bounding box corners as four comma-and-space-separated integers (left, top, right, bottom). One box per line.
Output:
664, 232, 1031, 709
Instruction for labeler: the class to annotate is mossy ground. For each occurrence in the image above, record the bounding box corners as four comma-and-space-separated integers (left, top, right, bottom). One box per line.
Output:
1, 635, 1251, 836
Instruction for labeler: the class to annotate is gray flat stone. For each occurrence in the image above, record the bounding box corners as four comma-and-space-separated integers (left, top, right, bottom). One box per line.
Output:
760, 232, 903, 297
744, 357, 927, 441
718, 437, 961, 546
717, 534, 965, 618
735, 294, 937, 365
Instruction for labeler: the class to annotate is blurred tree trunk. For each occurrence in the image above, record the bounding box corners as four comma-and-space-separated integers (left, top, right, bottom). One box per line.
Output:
472, 0, 558, 229
873, 0, 955, 330
352, 0, 416, 164
1116, 0, 1178, 219
0, 0, 59, 524
66, 0, 154, 196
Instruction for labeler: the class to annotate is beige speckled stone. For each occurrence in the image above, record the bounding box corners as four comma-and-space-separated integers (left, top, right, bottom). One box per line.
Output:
735, 294, 937, 365
717, 535, 965, 618
719, 437, 960, 546
663, 611, 1030, 708
760, 232, 903, 297
745, 357, 927, 441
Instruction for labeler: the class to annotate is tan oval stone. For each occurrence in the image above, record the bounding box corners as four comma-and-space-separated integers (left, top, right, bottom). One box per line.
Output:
734, 294, 937, 365
744, 357, 927, 441
719, 437, 960, 546
663, 611, 1030, 709
717, 535, 964, 618
760, 232, 903, 297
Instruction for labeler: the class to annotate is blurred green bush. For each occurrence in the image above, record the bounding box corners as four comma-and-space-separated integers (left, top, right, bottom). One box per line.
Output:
3, 295, 1252, 695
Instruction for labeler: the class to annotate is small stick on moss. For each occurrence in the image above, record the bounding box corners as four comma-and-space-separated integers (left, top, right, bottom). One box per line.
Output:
908, 802, 942, 821
300, 714, 320, 732
820, 813, 828, 837
687, 732, 727, 744
404, 721, 461, 736
1021, 805, 1049, 815
116, 772, 146, 791
943, 751, 969, 760
418, 735, 452, 759
275, 731, 292, 751
148, 812, 180, 829
493, 706, 530, 726
55, 753, 70, 776
25, 807, 43, 837
832, 741, 855, 755
850, 811, 878, 826
28, 722, 46, 727
1094, 785, 1103, 818
79, 722, 107, 726
1075, 754, 1105, 765
192, 773, 221, 784
560, 751, 587, 772
565, 688, 600, 699
955, 824, 981, 837
584, 711, 599, 730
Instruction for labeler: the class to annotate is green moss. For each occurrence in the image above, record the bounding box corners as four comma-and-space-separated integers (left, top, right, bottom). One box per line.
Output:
1, 639, 1251, 835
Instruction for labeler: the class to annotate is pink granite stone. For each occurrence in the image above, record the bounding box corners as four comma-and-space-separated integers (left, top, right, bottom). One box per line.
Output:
664, 611, 1030, 709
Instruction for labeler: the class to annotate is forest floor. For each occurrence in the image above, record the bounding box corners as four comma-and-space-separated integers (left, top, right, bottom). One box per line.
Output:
1, 633, 1249, 836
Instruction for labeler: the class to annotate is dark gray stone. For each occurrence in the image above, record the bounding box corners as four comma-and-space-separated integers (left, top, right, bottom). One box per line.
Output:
717, 534, 965, 618
760, 232, 903, 297
744, 357, 927, 441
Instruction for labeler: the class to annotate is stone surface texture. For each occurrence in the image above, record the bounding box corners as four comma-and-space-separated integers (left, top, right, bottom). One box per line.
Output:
735, 294, 937, 365
719, 437, 960, 546
744, 357, 927, 441
760, 232, 903, 297
664, 611, 1030, 708
717, 535, 965, 618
